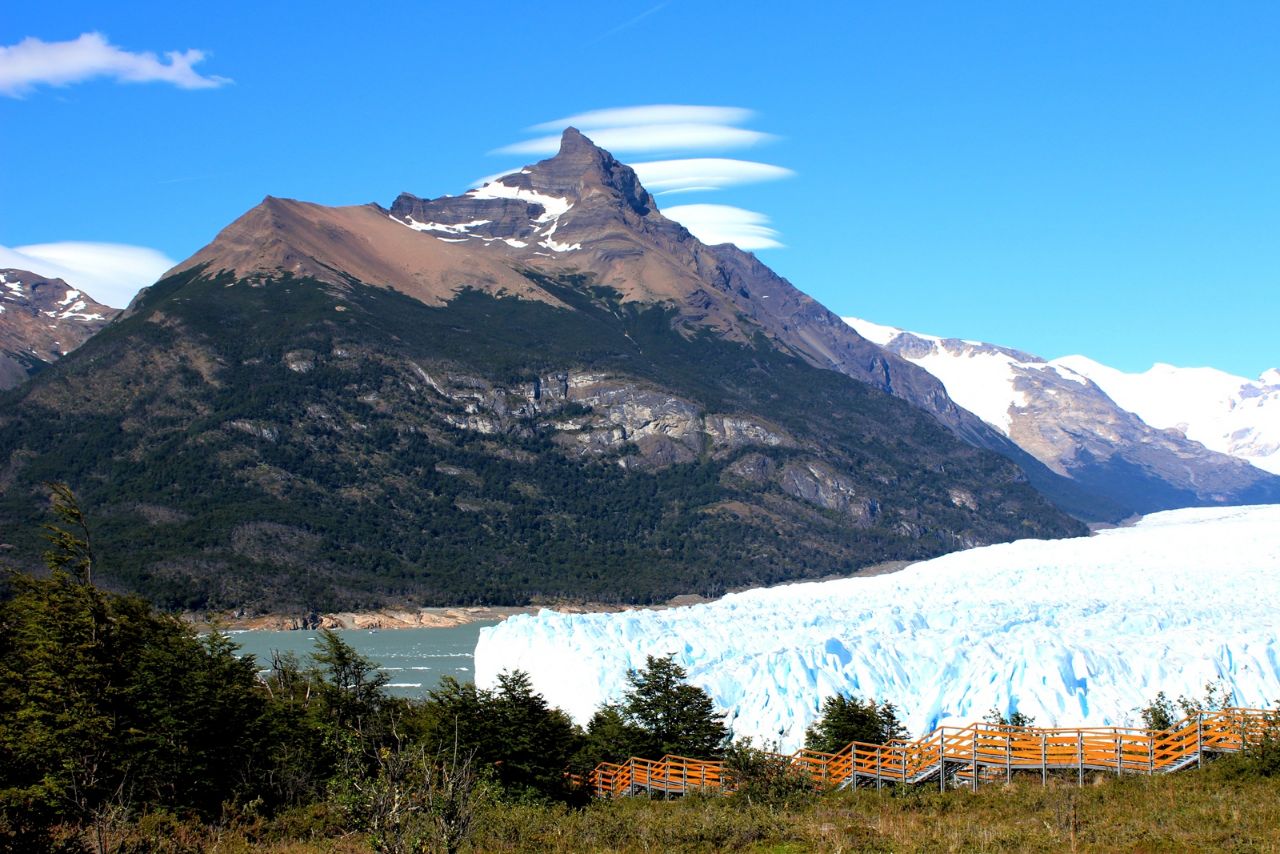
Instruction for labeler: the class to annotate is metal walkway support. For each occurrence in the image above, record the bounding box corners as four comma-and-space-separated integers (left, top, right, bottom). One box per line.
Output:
583, 707, 1277, 799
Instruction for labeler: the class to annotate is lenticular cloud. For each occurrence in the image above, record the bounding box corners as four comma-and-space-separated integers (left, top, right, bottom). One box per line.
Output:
495, 124, 774, 157
0, 242, 175, 308
488, 104, 794, 251
476, 505, 1280, 751
660, 204, 784, 250
532, 105, 756, 133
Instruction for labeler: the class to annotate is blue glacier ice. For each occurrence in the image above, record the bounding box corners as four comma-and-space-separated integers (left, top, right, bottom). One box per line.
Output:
475, 505, 1280, 750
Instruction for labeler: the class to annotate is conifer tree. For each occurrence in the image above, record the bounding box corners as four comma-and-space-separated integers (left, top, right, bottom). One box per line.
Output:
805, 695, 907, 753
619, 655, 728, 759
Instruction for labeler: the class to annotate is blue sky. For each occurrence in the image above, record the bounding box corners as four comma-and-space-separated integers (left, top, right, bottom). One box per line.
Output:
2, 1, 1277, 377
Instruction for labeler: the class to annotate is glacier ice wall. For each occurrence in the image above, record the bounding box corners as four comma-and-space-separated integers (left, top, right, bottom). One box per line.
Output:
475, 506, 1280, 751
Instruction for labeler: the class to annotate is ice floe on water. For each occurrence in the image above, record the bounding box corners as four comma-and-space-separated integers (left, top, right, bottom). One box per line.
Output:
475, 505, 1280, 751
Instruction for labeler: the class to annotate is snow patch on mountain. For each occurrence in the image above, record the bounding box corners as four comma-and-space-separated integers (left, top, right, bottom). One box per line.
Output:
475, 505, 1280, 751
395, 216, 493, 235
843, 317, 1091, 435
1053, 356, 1280, 475
844, 316, 900, 347
468, 179, 571, 223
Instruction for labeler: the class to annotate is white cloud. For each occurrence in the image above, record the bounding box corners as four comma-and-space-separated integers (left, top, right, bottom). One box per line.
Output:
0, 242, 176, 308
470, 158, 794, 195
495, 124, 774, 156
531, 105, 753, 132
0, 32, 230, 97
632, 158, 795, 193
468, 167, 526, 188
660, 204, 784, 251
495, 104, 793, 250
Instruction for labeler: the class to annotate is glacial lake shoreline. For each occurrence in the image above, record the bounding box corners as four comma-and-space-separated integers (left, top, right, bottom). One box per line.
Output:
189, 560, 918, 634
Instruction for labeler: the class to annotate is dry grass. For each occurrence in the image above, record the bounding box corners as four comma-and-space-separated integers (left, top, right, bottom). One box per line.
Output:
95, 766, 1280, 853
464, 771, 1280, 853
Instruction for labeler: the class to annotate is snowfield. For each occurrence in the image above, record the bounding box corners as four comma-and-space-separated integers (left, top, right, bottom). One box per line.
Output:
1053, 356, 1280, 476
475, 505, 1280, 751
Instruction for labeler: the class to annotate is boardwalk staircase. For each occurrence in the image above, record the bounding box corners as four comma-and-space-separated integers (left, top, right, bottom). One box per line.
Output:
585, 707, 1277, 798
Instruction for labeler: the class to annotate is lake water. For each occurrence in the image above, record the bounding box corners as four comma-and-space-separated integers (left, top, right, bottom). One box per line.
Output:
227, 621, 497, 699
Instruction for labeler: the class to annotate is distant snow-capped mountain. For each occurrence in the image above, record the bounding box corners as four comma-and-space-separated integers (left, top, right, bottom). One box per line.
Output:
0, 269, 119, 390
1053, 357, 1280, 476
844, 317, 1280, 515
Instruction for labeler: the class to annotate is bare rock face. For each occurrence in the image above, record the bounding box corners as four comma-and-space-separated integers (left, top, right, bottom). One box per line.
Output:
0, 269, 119, 390
779, 459, 874, 523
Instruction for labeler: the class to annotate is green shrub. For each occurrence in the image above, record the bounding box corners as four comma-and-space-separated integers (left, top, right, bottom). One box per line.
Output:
722, 740, 815, 807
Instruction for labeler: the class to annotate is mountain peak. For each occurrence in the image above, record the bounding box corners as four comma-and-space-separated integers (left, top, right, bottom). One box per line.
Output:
557, 125, 595, 155
519, 127, 654, 216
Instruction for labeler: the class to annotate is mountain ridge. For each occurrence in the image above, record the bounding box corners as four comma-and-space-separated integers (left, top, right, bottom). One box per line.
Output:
0, 131, 1083, 612
844, 316, 1280, 515
170, 130, 1063, 478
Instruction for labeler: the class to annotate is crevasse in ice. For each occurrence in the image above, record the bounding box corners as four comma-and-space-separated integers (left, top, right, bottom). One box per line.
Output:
475, 505, 1280, 751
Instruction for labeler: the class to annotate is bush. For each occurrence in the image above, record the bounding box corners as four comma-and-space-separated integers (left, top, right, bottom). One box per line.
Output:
1208, 709, 1280, 780
722, 740, 815, 807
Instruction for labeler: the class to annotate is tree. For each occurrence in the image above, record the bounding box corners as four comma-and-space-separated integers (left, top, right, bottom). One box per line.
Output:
1176, 680, 1234, 717
1138, 691, 1178, 731
983, 706, 1036, 729
0, 485, 277, 850
1137, 681, 1234, 731
618, 655, 728, 759
574, 703, 647, 770
309, 628, 390, 736
486, 670, 581, 797
42, 481, 95, 584
406, 671, 581, 800
805, 695, 907, 753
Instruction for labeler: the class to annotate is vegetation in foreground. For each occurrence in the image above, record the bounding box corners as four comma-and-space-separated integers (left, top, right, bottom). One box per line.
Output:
17, 766, 1280, 853
2, 487, 1277, 852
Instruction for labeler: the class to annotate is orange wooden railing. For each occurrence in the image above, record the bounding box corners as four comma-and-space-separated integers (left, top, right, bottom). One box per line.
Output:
584, 707, 1277, 797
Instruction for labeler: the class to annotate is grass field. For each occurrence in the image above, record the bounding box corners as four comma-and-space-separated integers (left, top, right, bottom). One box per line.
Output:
97, 757, 1280, 853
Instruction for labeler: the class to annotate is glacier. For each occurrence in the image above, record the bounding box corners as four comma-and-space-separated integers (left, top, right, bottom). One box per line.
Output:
475, 505, 1280, 751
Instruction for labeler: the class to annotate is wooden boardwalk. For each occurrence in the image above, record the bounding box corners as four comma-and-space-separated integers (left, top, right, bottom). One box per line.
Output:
586, 707, 1277, 798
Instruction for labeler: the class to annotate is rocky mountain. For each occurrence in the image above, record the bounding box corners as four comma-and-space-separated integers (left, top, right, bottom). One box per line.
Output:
1054, 356, 1280, 476
0, 130, 1082, 613
0, 269, 119, 389
844, 317, 1280, 515
169, 129, 997, 445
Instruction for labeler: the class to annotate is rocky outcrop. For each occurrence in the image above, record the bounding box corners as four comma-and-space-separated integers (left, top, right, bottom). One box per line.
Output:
778, 459, 874, 523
